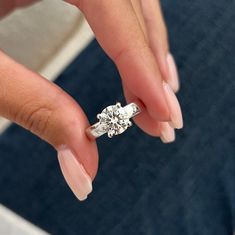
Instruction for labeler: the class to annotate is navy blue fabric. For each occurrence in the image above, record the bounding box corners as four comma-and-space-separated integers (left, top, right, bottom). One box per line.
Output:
1, 0, 235, 234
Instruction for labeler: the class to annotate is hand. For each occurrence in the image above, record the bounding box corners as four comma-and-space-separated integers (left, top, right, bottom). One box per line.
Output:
0, 0, 183, 200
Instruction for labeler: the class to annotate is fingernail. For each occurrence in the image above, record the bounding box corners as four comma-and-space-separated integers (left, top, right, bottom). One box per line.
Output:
167, 53, 180, 93
160, 122, 175, 143
57, 148, 92, 201
162, 81, 183, 129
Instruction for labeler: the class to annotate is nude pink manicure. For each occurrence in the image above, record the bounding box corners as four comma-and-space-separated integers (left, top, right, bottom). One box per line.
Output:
167, 53, 180, 93
160, 122, 175, 143
163, 81, 183, 129
57, 148, 92, 201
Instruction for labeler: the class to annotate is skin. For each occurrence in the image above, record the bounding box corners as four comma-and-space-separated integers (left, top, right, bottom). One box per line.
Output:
0, 0, 172, 181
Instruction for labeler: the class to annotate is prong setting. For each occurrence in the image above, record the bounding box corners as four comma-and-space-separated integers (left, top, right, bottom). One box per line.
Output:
116, 102, 121, 108
87, 102, 141, 139
107, 130, 115, 138
97, 103, 132, 138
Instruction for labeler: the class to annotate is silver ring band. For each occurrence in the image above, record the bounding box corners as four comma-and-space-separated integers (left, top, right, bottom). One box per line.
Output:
86, 102, 141, 139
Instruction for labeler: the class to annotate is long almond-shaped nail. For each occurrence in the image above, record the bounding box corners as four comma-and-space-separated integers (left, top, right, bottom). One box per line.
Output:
58, 148, 92, 201
167, 53, 180, 93
163, 81, 183, 129
160, 122, 175, 143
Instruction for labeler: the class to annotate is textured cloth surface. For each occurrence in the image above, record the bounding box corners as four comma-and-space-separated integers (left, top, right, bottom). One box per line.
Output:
0, 0, 235, 234
0, 0, 81, 71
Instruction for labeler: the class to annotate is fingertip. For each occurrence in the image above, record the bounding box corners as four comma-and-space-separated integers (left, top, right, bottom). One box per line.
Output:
123, 86, 167, 136
57, 147, 93, 201
146, 83, 171, 122
51, 97, 99, 181
148, 103, 170, 122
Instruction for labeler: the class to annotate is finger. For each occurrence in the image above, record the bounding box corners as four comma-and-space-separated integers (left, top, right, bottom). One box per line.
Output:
129, 0, 176, 142
123, 84, 175, 143
123, 1, 177, 140
130, 0, 148, 42
68, 0, 170, 122
141, 0, 180, 92
0, 51, 98, 200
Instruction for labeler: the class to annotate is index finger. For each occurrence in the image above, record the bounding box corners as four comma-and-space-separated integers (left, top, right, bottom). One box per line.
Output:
68, 0, 170, 121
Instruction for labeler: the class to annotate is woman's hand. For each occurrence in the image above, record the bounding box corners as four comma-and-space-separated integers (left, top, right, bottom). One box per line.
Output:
0, 0, 183, 200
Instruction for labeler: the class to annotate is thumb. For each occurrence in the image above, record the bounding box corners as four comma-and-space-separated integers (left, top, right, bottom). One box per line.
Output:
0, 51, 98, 200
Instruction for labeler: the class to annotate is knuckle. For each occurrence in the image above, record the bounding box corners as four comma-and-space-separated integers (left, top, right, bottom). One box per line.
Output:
27, 107, 53, 137
13, 87, 81, 146
16, 103, 54, 138
14, 88, 65, 139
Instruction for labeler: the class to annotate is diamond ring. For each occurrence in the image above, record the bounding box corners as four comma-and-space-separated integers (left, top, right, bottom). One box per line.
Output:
86, 102, 141, 139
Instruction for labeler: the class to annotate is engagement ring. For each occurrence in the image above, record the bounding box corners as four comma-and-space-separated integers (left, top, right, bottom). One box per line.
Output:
86, 102, 141, 139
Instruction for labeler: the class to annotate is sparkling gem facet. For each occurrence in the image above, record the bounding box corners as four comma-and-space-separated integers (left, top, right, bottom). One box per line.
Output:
97, 103, 131, 138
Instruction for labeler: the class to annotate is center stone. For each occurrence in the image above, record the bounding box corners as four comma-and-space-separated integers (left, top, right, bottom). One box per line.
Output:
97, 103, 132, 138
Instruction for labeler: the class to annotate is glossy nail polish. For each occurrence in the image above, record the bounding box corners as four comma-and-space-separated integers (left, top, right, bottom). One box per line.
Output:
167, 53, 180, 93
58, 148, 92, 201
163, 81, 183, 129
160, 122, 175, 143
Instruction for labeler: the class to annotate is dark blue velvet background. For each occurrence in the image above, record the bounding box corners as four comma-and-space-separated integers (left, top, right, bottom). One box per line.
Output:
0, 0, 235, 234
